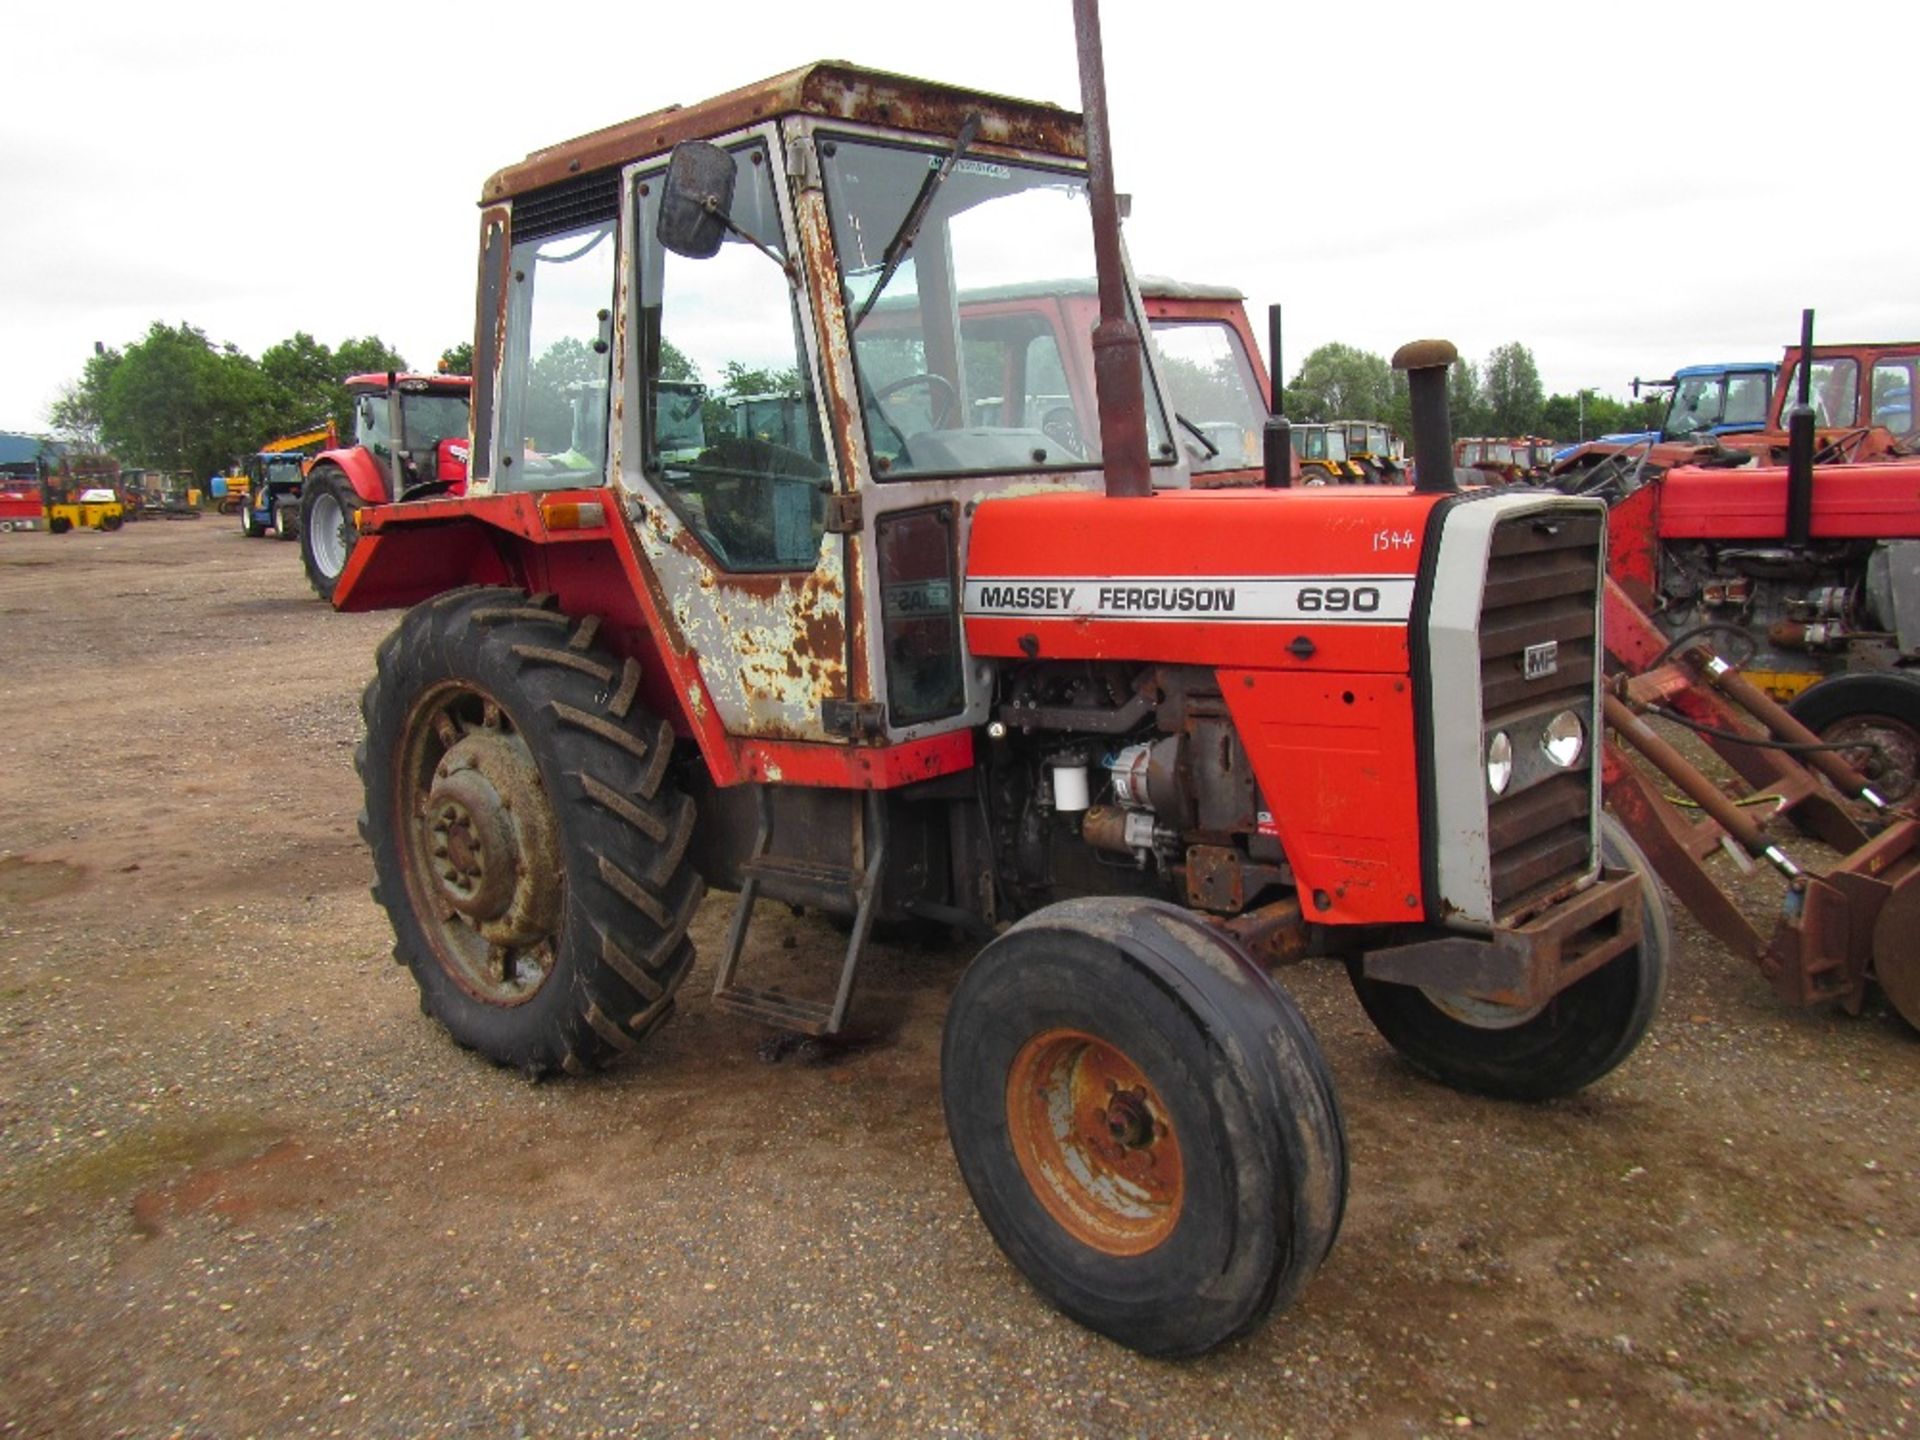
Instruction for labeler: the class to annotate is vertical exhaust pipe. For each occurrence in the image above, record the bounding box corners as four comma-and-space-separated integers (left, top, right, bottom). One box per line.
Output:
1786, 307, 1816, 547
1073, 0, 1152, 499
1263, 303, 1293, 487
1394, 339, 1460, 494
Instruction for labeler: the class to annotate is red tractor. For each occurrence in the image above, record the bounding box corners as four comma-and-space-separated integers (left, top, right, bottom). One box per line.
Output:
1576, 316, 1920, 798
338, 26, 1659, 1357
298, 372, 471, 601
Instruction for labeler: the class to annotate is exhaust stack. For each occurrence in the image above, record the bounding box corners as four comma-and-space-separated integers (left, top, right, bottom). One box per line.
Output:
1073, 0, 1152, 499
1263, 303, 1293, 487
1394, 339, 1460, 494
1786, 307, 1816, 548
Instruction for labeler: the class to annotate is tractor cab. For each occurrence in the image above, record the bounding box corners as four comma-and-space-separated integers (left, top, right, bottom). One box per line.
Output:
1334, 420, 1406, 483
1139, 277, 1271, 484
349, 374, 472, 496
1655, 362, 1777, 441
1289, 421, 1353, 482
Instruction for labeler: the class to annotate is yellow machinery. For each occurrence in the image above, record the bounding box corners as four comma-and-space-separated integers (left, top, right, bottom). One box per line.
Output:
44, 478, 125, 534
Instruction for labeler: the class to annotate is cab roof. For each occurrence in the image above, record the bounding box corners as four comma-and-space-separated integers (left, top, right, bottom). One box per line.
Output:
482, 60, 1083, 204
1674, 362, 1776, 378
344, 373, 473, 396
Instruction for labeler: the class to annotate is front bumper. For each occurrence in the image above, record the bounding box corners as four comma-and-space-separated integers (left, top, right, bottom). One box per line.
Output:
1359, 869, 1643, 1007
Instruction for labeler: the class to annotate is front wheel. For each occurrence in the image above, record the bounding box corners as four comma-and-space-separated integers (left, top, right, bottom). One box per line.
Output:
942, 897, 1347, 1357
1347, 814, 1669, 1101
1786, 672, 1920, 805
48, 516, 72, 535
300, 465, 363, 602
358, 588, 704, 1075
239, 503, 266, 539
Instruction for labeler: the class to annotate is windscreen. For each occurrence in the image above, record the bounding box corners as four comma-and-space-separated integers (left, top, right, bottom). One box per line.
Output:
821, 135, 1171, 480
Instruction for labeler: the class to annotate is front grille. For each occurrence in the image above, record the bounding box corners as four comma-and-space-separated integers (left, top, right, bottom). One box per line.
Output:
1481, 510, 1602, 913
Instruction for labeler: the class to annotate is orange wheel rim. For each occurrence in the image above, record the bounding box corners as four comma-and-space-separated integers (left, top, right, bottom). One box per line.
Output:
1005, 1028, 1184, 1256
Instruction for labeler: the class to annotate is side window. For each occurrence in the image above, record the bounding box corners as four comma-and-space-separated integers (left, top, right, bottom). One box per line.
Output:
1873, 359, 1916, 436
497, 219, 616, 492
635, 143, 830, 571
359, 394, 392, 456
876, 505, 964, 726
1723, 372, 1769, 426
1149, 320, 1266, 472
1813, 360, 1860, 426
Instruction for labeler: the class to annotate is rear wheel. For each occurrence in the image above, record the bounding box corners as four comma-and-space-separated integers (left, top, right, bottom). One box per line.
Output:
1347, 815, 1668, 1101
300, 465, 362, 602
273, 500, 299, 541
49, 516, 71, 535
942, 897, 1347, 1356
1786, 672, 1920, 805
358, 588, 704, 1075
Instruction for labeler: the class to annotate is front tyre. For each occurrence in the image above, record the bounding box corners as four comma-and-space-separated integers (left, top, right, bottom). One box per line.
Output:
358, 588, 704, 1076
240, 501, 266, 538
1347, 814, 1669, 1101
941, 897, 1347, 1357
300, 465, 363, 602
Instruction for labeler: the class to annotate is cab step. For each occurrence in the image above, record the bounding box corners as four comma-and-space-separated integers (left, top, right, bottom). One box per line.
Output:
711, 788, 886, 1037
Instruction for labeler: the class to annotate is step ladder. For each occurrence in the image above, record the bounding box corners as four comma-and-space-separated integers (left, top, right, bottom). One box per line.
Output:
710, 788, 887, 1035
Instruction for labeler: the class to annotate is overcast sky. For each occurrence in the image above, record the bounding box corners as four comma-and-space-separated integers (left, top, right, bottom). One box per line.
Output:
5, 0, 1916, 436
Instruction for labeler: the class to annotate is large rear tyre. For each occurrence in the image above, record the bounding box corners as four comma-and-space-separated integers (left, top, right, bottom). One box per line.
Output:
357, 587, 704, 1076
300, 465, 363, 603
1785, 672, 1920, 805
941, 897, 1347, 1357
1347, 814, 1668, 1101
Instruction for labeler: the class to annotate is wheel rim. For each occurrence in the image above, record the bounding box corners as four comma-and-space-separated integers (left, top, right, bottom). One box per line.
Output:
398, 682, 564, 1006
1822, 713, 1920, 803
1005, 1028, 1184, 1256
309, 492, 347, 575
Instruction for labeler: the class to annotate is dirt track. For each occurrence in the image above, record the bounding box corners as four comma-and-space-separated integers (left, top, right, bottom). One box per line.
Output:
0, 520, 1916, 1438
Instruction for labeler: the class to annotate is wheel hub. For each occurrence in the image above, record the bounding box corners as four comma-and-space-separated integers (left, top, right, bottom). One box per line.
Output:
1006, 1029, 1184, 1257
421, 731, 560, 948
1828, 717, 1920, 803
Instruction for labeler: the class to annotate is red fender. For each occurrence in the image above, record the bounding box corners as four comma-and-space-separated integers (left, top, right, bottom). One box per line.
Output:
308, 445, 391, 506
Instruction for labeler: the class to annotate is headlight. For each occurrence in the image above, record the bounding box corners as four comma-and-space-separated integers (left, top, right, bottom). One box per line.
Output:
1542, 710, 1586, 768
1486, 731, 1513, 795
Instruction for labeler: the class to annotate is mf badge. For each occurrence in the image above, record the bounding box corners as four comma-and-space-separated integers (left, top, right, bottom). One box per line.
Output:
1523, 640, 1559, 680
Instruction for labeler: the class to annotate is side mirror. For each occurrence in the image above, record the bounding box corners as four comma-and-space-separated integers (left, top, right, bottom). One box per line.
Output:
657, 142, 736, 259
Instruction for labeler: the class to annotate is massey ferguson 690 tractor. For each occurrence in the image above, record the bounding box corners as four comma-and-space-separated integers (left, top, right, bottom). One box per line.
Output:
336, 6, 1663, 1356
299, 372, 471, 601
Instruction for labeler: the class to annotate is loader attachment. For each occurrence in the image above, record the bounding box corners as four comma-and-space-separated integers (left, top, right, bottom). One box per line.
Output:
1602, 576, 1920, 1023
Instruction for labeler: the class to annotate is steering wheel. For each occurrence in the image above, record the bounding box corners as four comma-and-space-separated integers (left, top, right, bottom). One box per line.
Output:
1040, 405, 1084, 458
872, 372, 958, 433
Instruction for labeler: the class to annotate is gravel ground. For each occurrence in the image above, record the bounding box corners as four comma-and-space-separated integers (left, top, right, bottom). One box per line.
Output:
0, 520, 1915, 1439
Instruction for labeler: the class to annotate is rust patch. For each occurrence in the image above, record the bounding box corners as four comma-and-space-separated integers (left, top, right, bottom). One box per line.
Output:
484, 63, 1083, 203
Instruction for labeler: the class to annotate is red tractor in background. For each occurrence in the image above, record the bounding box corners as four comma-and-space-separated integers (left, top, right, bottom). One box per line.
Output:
1572, 316, 1920, 799
298, 372, 471, 601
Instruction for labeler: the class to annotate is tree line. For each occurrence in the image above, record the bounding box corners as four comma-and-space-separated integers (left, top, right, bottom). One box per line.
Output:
49, 320, 1658, 483
1283, 340, 1661, 443
48, 322, 470, 480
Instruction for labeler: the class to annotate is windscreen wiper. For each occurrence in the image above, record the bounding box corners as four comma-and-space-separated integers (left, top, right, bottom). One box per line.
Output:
851, 111, 983, 330
1176, 413, 1220, 459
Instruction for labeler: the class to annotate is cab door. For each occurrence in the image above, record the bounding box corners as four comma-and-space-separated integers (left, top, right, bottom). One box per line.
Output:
621, 128, 851, 743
